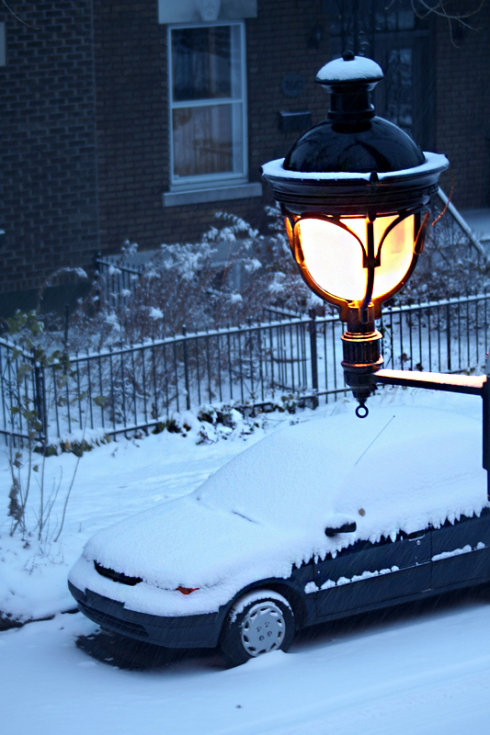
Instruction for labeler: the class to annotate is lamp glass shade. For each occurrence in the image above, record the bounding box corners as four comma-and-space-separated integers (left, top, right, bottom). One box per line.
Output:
293, 214, 415, 306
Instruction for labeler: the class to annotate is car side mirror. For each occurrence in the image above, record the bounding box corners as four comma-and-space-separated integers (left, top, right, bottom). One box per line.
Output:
325, 521, 357, 537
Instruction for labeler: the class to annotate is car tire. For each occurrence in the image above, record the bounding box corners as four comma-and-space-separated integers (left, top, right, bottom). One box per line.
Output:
220, 590, 295, 667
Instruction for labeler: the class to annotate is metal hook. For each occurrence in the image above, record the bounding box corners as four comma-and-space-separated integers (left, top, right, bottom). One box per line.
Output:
355, 403, 369, 419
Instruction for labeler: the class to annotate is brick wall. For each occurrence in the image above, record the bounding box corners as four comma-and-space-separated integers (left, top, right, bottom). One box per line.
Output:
93, 1, 167, 253
0, 0, 98, 299
0, 0, 488, 307
84, 0, 490, 259
247, 0, 330, 189
92, 0, 330, 254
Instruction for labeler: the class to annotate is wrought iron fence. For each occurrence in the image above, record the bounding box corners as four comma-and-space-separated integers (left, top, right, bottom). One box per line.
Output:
0, 339, 45, 445
95, 257, 144, 311
1, 293, 489, 446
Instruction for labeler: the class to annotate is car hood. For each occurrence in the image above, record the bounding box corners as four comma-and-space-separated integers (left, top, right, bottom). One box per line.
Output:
81, 494, 322, 591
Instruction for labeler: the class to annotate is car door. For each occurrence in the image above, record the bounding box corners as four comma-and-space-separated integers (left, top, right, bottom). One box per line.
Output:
431, 507, 490, 589
311, 528, 431, 621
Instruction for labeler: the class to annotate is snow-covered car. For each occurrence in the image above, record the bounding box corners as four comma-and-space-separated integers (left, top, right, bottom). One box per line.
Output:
68, 406, 490, 666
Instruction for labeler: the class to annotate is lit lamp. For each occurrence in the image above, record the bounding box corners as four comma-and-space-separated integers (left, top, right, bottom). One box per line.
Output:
263, 53, 449, 415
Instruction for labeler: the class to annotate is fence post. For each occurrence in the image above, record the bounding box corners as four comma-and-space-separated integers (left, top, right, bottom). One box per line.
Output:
308, 308, 319, 395
483, 355, 490, 501
446, 302, 452, 372
182, 325, 191, 411
33, 359, 48, 448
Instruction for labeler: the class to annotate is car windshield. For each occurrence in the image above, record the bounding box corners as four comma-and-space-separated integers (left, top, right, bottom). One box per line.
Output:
194, 416, 354, 528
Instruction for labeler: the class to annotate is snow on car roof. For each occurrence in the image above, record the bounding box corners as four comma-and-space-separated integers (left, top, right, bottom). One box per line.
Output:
195, 405, 486, 536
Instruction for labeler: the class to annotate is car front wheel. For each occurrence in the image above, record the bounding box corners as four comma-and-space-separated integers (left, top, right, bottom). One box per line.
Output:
220, 590, 295, 667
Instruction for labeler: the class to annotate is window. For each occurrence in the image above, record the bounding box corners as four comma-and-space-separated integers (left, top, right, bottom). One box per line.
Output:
168, 22, 247, 191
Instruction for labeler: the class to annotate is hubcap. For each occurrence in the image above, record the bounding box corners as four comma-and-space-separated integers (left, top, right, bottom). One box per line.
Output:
240, 601, 286, 656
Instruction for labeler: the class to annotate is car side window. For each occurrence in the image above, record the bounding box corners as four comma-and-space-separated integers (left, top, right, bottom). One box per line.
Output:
322, 528, 428, 563
334, 535, 393, 558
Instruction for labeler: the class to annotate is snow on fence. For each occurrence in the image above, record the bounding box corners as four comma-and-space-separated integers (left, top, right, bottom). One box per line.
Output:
1, 293, 489, 447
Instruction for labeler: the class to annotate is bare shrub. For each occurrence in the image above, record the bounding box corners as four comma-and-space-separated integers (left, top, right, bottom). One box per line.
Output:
67, 210, 321, 352
390, 202, 489, 305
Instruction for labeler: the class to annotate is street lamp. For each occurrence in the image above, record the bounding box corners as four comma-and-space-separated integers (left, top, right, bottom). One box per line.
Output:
263, 53, 448, 415
264, 53, 490, 501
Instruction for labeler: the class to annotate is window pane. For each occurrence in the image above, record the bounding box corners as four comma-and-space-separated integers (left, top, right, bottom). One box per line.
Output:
173, 104, 243, 177
172, 26, 232, 101
169, 23, 245, 184
385, 48, 413, 134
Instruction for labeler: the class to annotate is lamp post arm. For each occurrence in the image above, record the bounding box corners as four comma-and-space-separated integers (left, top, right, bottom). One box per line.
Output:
375, 369, 486, 395
374, 368, 490, 501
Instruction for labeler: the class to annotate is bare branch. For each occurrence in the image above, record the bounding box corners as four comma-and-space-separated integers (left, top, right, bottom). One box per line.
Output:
411, 0, 486, 23
1, 0, 38, 30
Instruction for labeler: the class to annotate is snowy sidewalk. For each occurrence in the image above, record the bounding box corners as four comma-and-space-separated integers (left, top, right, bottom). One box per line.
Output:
1, 593, 489, 735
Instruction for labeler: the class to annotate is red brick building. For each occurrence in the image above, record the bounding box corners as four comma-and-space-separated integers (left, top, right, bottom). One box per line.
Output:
0, 0, 488, 311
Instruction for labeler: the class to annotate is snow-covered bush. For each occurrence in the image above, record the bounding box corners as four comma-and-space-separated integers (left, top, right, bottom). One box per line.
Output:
66, 209, 321, 352
65, 202, 487, 354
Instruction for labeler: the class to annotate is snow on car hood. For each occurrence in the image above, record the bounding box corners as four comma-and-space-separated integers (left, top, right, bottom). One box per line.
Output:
82, 493, 318, 592
80, 405, 488, 601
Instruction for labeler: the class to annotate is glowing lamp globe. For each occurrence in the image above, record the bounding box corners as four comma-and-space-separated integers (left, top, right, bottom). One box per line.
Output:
263, 53, 448, 413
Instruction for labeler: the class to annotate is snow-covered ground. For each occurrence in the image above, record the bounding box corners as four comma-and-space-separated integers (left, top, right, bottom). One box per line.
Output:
2, 593, 489, 735
0, 387, 489, 734
463, 208, 490, 245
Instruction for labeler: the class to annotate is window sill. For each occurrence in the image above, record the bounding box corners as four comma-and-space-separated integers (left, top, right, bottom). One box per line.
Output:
162, 182, 262, 208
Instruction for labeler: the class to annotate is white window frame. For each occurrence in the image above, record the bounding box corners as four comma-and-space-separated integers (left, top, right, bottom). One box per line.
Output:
0, 23, 5, 67
167, 21, 249, 193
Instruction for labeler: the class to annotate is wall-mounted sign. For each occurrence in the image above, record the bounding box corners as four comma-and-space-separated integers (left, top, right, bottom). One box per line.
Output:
199, 0, 221, 21
281, 73, 306, 98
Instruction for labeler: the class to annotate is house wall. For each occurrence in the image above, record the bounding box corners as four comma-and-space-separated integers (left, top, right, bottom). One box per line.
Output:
93, 1, 167, 256
93, 0, 490, 255
0, 0, 98, 303
0, 0, 488, 310
93, 0, 331, 255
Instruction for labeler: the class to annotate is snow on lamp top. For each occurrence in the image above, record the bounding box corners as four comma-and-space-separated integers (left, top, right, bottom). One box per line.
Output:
316, 52, 383, 85
261, 53, 448, 216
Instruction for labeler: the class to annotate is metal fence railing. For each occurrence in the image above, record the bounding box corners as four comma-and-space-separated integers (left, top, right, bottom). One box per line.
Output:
0, 339, 46, 445
1, 292, 489, 446
95, 257, 144, 310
